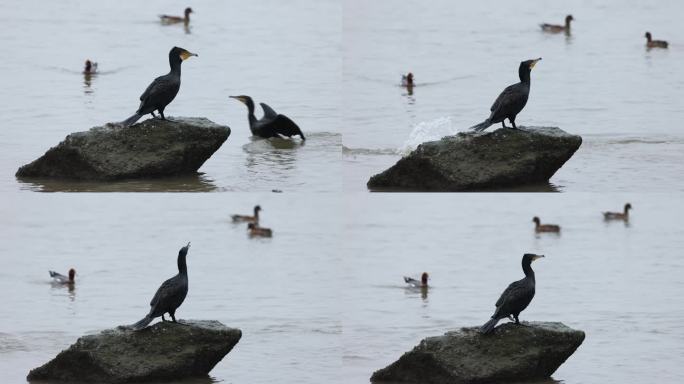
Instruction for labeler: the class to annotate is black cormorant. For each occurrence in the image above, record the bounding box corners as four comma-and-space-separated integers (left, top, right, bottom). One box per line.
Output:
541, 15, 574, 33
532, 216, 561, 233
470, 58, 542, 132
404, 272, 429, 288
49, 268, 75, 284
122, 47, 197, 127
131, 243, 191, 330
231, 205, 261, 223
603, 203, 632, 221
83, 60, 97, 75
645, 32, 668, 49
230, 95, 306, 140
160, 7, 193, 24
480, 253, 544, 334
247, 223, 273, 237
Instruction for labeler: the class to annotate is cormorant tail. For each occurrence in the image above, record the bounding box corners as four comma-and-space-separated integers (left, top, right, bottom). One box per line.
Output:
122, 113, 143, 127
131, 315, 153, 330
299, 130, 306, 141
470, 119, 492, 132
479, 317, 499, 334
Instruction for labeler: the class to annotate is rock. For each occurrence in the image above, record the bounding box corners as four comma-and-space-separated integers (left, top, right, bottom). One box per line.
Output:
371, 321, 585, 384
367, 127, 582, 191
16, 117, 230, 180
27, 320, 241, 383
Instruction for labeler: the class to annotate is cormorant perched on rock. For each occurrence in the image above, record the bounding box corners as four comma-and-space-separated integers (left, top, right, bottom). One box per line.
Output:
603, 203, 632, 221
122, 47, 197, 127
248, 223, 273, 238
49, 269, 75, 284
480, 253, 544, 334
541, 15, 574, 33
645, 32, 668, 49
131, 243, 191, 330
229, 95, 306, 140
532, 216, 560, 233
470, 58, 542, 132
160, 7, 193, 24
231, 205, 261, 223
404, 272, 428, 288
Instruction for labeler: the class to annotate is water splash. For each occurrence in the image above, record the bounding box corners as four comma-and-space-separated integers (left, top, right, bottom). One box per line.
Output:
398, 116, 463, 155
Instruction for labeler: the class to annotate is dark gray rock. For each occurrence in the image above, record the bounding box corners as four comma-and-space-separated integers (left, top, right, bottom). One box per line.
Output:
367, 126, 582, 191
16, 117, 230, 180
371, 321, 585, 384
27, 320, 241, 383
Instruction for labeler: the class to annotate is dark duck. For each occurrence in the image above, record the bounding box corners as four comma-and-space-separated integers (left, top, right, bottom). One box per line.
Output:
131, 243, 191, 330
541, 15, 574, 33
644, 32, 668, 49
83, 60, 98, 75
122, 47, 197, 127
49, 268, 75, 284
403, 272, 428, 288
232, 205, 261, 223
230, 95, 306, 140
480, 253, 544, 334
471, 58, 541, 132
248, 223, 273, 238
532, 216, 561, 233
160, 7, 193, 24
603, 203, 632, 221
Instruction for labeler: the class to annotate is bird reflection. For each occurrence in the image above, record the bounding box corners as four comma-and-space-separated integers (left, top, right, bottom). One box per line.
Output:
83, 73, 94, 94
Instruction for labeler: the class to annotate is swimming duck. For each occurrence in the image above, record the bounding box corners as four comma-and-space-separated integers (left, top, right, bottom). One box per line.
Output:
160, 7, 193, 24
229, 95, 306, 140
532, 216, 560, 233
404, 272, 428, 288
248, 223, 273, 238
401, 72, 414, 87
232, 205, 261, 223
49, 269, 75, 284
541, 15, 574, 33
83, 60, 98, 75
645, 32, 668, 49
603, 203, 632, 221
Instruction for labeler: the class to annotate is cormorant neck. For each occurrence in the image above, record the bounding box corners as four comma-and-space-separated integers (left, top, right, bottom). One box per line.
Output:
178, 253, 187, 275
169, 56, 182, 75
519, 67, 531, 83
246, 103, 256, 123
522, 260, 535, 279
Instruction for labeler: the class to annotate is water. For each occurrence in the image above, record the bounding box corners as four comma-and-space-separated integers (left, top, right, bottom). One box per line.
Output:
342, 0, 684, 192
0, 0, 341, 193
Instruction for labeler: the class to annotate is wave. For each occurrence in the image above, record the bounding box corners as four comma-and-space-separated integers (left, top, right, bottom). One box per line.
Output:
398, 116, 464, 154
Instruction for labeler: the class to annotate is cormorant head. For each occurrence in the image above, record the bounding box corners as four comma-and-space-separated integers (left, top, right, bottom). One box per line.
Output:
179, 242, 191, 257
421, 272, 429, 285
532, 216, 541, 225
518, 58, 541, 81
644, 32, 652, 41
185, 7, 193, 16
230, 95, 255, 110
565, 15, 574, 24
170, 46, 198, 63
625, 203, 632, 211
68, 268, 76, 282
523, 253, 545, 263
522, 58, 542, 70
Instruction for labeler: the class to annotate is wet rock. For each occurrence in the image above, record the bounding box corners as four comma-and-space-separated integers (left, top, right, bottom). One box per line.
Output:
371, 322, 584, 384
27, 320, 241, 383
16, 117, 230, 180
367, 126, 582, 191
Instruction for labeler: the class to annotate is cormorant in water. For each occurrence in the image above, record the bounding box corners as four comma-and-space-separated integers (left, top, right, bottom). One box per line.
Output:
248, 223, 273, 238
541, 15, 574, 33
532, 216, 560, 233
83, 60, 98, 75
401, 72, 414, 87
131, 243, 191, 330
470, 58, 542, 132
122, 47, 197, 127
480, 253, 544, 334
603, 203, 632, 221
404, 272, 429, 288
232, 205, 261, 223
160, 7, 193, 24
230, 95, 306, 140
644, 32, 668, 49
49, 268, 75, 284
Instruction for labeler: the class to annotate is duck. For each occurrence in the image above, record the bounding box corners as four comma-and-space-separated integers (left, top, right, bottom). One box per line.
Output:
160, 7, 193, 24
401, 72, 414, 87
229, 95, 306, 140
83, 60, 98, 75
603, 203, 632, 221
403, 272, 428, 288
645, 32, 668, 49
532, 216, 560, 233
541, 15, 574, 33
248, 223, 273, 238
49, 268, 75, 284
232, 205, 261, 223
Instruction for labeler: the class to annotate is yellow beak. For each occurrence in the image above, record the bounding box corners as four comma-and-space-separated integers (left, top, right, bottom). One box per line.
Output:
180, 50, 198, 60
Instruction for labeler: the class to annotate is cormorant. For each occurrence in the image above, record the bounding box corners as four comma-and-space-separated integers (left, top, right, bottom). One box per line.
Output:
131, 243, 191, 330
83, 60, 97, 75
401, 72, 414, 87
229, 95, 306, 140
603, 203, 632, 221
645, 32, 668, 49
248, 223, 273, 238
532, 216, 560, 233
470, 58, 542, 132
404, 272, 429, 288
541, 15, 574, 33
49, 269, 75, 284
231, 205, 261, 223
122, 47, 197, 127
480, 253, 544, 334
160, 7, 193, 24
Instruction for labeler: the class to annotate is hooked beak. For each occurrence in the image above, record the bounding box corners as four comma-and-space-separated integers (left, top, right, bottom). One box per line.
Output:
532, 254, 545, 261
180, 50, 198, 60
230, 96, 246, 104
529, 58, 542, 69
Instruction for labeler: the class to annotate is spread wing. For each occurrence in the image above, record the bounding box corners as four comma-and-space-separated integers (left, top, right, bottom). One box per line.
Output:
260, 103, 279, 119
272, 115, 305, 139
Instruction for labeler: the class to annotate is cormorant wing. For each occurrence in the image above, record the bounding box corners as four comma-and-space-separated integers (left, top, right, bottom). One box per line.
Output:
490, 84, 521, 112
494, 279, 526, 308
138, 75, 176, 104
271, 114, 305, 139
488, 83, 528, 121
149, 275, 179, 307
260, 103, 279, 120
